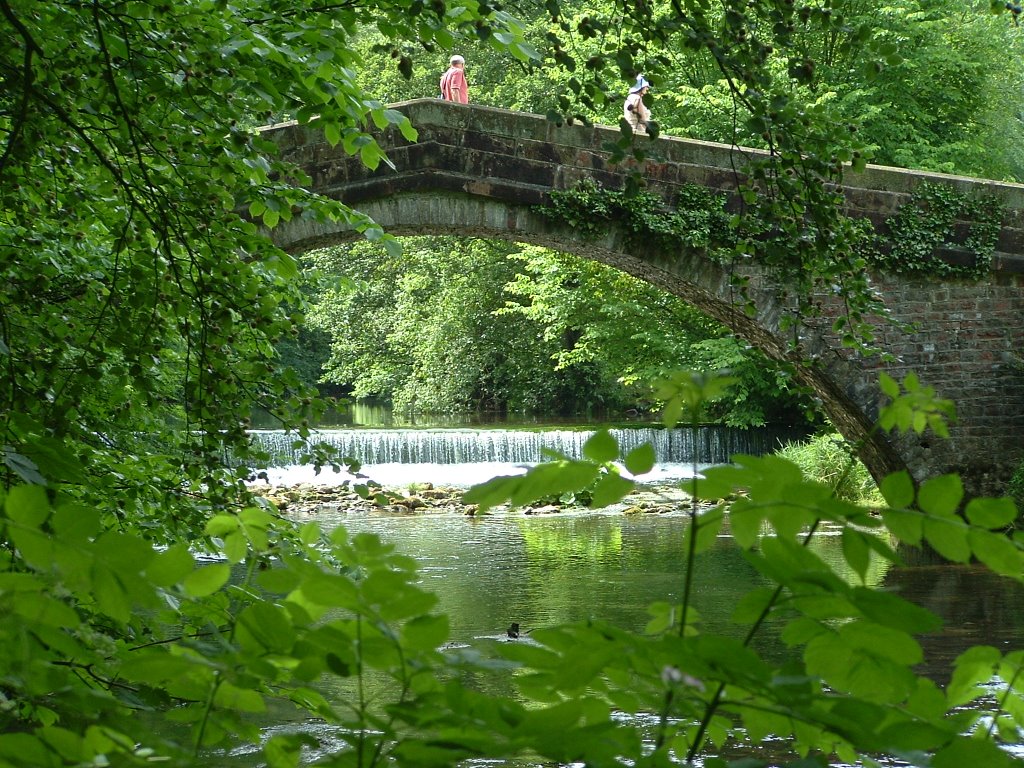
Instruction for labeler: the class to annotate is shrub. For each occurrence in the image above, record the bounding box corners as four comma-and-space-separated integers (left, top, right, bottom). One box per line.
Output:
774, 432, 883, 505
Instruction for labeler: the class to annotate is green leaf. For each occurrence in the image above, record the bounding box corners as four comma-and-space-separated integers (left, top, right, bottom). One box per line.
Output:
875, 720, 950, 752
324, 121, 341, 146
841, 528, 871, 582
214, 681, 266, 713
582, 430, 618, 463
0, 734, 55, 766
5, 484, 50, 527
689, 506, 724, 555
463, 474, 520, 512
183, 563, 231, 597
299, 572, 359, 608
730, 504, 763, 550
258, 567, 301, 595
206, 514, 240, 538
623, 443, 656, 476
681, 470, 735, 501
9, 526, 55, 571
948, 645, 1001, 706
588, 472, 634, 508
3, 449, 45, 485
264, 733, 319, 768
880, 471, 914, 509
644, 601, 677, 634
223, 530, 248, 563
881, 507, 923, 544
933, 736, 1017, 768
923, 516, 971, 562
732, 586, 777, 625
850, 587, 941, 634
509, 461, 599, 507
238, 602, 296, 653
12, 591, 80, 629
402, 614, 450, 650
968, 529, 1024, 576
146, 545, 196, 587
917, 474, 963, 517
841, 620, 923, 665
965, 496, 1018, 529
93, 565, 133, 623
52, 503, 101, 543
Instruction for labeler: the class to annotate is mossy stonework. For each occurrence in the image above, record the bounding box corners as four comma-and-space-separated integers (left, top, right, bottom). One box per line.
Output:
265, 99, 1024, 497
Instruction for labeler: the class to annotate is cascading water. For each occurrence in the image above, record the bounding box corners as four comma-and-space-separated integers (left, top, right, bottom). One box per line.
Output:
247, 425, 806, 487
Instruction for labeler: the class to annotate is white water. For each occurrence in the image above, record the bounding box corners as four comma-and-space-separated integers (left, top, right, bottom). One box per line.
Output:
250, 459, 714, 490
246, 424, 802, 489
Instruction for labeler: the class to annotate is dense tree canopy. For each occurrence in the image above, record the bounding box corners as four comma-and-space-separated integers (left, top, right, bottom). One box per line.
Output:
303, 238, 812, 425
3, 0, 1024, 766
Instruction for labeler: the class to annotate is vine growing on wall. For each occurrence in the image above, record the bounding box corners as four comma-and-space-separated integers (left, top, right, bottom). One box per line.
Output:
536, 179, 735, 256
871, 180, 1004, 280
537, 176, 888, 352
538, 176, 1006, 358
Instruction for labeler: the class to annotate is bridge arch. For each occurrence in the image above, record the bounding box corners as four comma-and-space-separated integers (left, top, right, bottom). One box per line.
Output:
266, 100, 1024, 497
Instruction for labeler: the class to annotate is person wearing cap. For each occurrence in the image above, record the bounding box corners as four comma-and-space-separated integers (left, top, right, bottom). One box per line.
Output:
623, 75, 651, 134
440, 54, 470, 104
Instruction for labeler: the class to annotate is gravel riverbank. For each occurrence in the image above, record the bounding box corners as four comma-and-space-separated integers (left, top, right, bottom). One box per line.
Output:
254, 481, 702, 519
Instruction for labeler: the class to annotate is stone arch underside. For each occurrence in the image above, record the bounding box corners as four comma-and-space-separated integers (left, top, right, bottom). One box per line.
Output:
273, 191, 909, 489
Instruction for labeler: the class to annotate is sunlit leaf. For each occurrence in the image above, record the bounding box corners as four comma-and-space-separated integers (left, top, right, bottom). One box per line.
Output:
881, 507, 923, 544
624, 443, 656, 476
582, 430, 618, 463
879, 471, 914, 509
183, 564, 231, 597
5, 484, 50, 527
917, 474, 963, 517
923, 516, 971, 562
965, 496, 1018, 529
145, 545, 195, 587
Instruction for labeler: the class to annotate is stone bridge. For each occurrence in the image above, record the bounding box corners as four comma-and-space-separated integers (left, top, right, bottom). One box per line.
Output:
263, 99, 1024, 498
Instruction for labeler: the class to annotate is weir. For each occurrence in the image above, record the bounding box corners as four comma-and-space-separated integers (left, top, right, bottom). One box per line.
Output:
248, 425, 806, 468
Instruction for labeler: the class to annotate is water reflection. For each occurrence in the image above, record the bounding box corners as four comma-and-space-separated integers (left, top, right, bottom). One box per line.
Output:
320, 511, 864, 628
319, 511, 890, 662
884, 560, 1024, 685
258, 507, 1024, 766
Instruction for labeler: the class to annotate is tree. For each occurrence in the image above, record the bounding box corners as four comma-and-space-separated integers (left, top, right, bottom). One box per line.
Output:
499, 245, 813, 425
308, 237, 632, 414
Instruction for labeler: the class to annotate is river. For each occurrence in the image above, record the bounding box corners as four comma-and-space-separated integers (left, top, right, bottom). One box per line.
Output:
238, 426, 1024, 766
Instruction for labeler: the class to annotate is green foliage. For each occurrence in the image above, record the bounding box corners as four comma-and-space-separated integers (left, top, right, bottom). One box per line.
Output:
462, 369, 1024, 767
307, 237, 629, 415
538, 178, 734, 255
0, 483, 464, 766
871, 181, 1005, 279
775, 433, 883, 505
877, 371, 956, 438
1009, 461, 1024, 514
0, 0, 536, 535
307, 237, 814, 425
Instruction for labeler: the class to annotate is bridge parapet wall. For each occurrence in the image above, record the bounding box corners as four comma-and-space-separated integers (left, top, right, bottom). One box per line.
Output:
270, 99, 1024, 272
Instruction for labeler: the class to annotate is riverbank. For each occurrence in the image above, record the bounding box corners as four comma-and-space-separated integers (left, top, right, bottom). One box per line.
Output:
254, 481, 700, 518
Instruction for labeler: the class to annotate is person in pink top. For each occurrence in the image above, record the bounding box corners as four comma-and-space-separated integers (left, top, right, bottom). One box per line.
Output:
440, 54, 469, 104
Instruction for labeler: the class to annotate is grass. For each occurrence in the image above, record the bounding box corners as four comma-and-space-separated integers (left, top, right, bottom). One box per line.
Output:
774, 433, 884, 506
